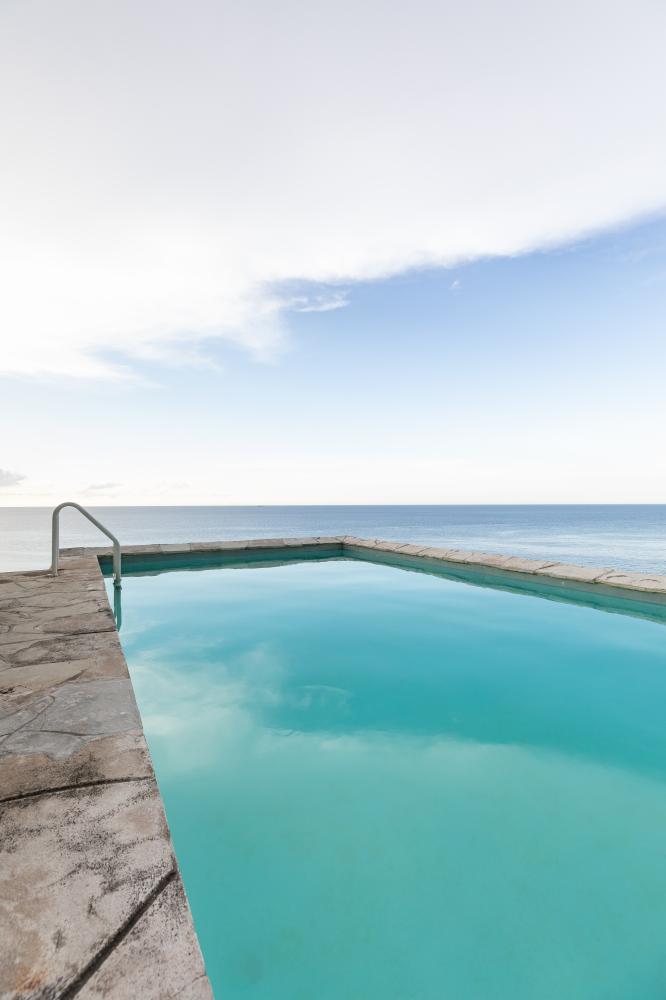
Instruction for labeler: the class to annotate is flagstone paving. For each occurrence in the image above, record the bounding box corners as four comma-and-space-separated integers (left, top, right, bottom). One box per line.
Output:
0, 552, 212, 1000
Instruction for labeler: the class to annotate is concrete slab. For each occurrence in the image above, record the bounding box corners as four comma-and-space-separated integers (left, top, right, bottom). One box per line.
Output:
0, 645, 126, 699
274, 536, 342, 547
342, 538, 381, 550
596, 571, 666, 593
0, 731, 151, 799
0, 629, 127, 678
0, 563, 211, 999
534, 562, 611, 583
389, 543, 429, 556
495, 555, 557, 573
77, 874, 213, 1000
0, 780, 174, 997
413, 546, 458, 560
0, 678, 142, 761
0, 606, 116, 645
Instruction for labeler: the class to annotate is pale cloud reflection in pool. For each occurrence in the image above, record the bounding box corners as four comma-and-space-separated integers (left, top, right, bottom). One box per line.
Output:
116, 556, 666, 999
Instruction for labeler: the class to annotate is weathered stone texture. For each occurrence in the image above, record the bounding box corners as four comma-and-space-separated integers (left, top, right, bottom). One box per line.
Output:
534, 562, 611, 583
0, 561, 211, 1000
0, 731, 151, 800
77, 875, 213, 1000
0, 780, 172, 997
596, 571, 666, 593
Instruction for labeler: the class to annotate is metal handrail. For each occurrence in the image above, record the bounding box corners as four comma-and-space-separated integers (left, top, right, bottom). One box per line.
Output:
51, 501, 122, 587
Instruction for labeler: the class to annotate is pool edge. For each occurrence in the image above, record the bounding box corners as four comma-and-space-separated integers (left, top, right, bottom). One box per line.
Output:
65, 535, 666, 607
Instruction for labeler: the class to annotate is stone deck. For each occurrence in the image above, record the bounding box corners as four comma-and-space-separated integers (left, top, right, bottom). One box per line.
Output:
2, 536, 666, 999
0, 550, 212, 1000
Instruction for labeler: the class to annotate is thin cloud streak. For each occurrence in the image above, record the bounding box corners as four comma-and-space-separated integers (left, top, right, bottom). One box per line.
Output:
289, 293, 351, 313
0, 470, 25, 488
82, 482, 121, 494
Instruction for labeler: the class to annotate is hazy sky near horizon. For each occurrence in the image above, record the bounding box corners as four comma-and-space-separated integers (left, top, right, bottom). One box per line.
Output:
1, 0, 666, 504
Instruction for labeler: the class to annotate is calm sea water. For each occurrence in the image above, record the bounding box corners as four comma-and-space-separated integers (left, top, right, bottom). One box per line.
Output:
115, 553, 666, 999
2, 504, 666, 574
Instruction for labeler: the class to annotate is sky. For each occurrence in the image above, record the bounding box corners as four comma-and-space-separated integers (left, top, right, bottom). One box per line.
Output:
1, 0, 665, 505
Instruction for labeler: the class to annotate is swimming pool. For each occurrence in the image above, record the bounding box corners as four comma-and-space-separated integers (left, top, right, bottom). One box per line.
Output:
108, 548, 666, 999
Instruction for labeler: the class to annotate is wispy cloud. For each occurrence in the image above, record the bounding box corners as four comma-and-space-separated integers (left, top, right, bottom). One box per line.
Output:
1, 0, 665, 378
288, 292, 350, 314
82, 481, 121, 494
0, 469, 25, 488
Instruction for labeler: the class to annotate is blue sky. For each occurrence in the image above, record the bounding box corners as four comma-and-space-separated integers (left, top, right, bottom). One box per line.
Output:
1, 0, 665, 504
2, 214, 665, 504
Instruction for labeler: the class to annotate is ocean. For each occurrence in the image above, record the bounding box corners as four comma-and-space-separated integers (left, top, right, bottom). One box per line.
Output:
1, 505, 665, 575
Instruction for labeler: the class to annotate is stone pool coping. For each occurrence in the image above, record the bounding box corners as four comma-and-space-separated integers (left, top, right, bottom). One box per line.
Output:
67, 534, 666, 603
3, 535, 666, 998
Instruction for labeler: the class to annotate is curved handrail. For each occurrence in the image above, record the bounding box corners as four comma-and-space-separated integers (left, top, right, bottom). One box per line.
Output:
51, 501, 122, 587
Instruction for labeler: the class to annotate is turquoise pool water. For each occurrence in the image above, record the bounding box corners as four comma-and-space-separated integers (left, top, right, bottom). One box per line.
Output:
110, 554, 666, 999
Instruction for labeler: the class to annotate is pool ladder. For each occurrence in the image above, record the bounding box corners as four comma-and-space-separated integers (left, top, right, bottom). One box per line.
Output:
51, 501, 122, 588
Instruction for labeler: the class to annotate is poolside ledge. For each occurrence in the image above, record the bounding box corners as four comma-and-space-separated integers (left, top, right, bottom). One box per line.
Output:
0, 550, 212, 1000
57, 536, 666, 600
3, 536, 666, 998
